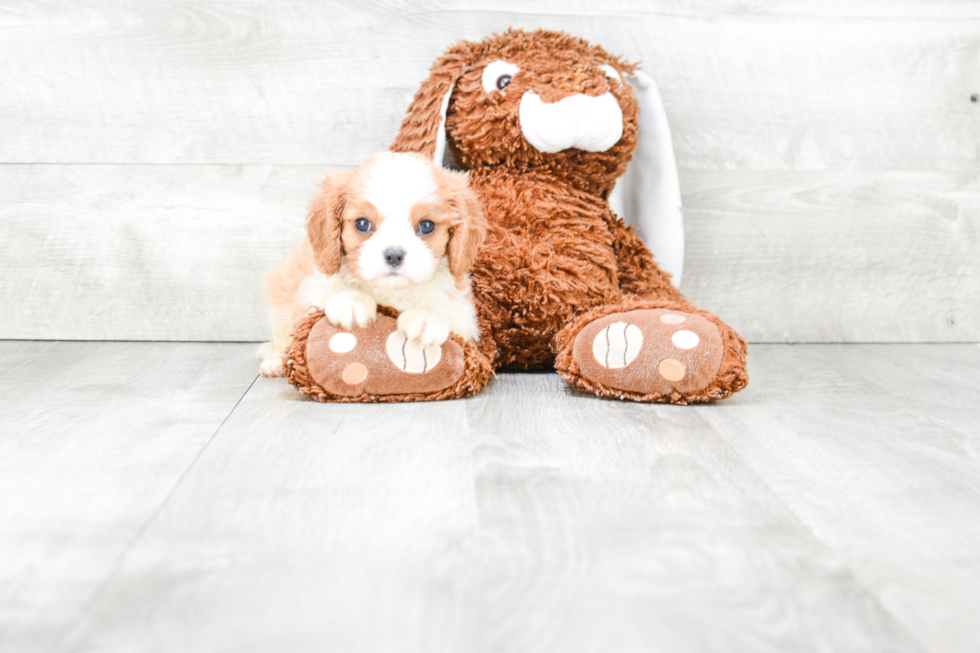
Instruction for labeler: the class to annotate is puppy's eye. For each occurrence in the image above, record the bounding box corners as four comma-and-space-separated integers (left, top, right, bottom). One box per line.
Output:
482, 60, 520, 93
354, 217, 373, 234
417, 219, 436, 236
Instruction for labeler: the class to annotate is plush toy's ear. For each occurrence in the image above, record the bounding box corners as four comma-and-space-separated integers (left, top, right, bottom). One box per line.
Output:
391, 43, 476, 167
609, 70, 685, 286
306, 171, 351, 275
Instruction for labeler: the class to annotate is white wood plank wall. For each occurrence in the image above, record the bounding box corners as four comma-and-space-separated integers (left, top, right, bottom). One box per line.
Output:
1, 1, 977, 342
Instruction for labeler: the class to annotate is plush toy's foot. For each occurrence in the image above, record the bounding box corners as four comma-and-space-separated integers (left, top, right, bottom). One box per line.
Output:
284, 308, 494, 403
554, 300, 748, 404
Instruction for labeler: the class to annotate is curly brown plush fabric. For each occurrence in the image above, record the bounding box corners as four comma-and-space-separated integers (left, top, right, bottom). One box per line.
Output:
385, 28, 749, 404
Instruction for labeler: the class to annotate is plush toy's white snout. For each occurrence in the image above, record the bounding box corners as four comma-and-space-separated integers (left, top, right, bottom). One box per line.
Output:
518, 92, 624, 153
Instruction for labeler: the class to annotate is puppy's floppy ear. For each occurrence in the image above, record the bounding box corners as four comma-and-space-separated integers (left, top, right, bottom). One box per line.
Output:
306, 170, 351, 276
437, 169, 486, 280
391, 40, 479, 166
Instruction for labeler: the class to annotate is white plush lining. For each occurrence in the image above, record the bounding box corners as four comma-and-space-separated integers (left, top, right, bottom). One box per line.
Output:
433, 86, 455, 169
610, 70, 685, 286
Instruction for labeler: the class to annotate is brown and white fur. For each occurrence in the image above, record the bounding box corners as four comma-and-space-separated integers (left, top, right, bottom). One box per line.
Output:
259, 152, 486, 377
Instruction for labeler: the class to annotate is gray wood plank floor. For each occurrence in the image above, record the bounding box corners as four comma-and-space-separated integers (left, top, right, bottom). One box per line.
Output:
2, 342, 978, 653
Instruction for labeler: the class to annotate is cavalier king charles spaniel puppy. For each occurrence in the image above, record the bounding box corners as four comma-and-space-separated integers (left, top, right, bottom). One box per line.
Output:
259, 152, 487, 377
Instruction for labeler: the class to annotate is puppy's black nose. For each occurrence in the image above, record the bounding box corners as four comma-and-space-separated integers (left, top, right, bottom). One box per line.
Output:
383, 247, 406, 268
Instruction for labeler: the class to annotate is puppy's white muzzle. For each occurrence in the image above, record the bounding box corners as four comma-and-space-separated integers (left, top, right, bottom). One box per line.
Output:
519, 92, 624, 154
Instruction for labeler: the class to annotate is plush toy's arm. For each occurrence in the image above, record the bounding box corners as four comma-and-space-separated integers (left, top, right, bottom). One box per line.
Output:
606, 213, 686, 303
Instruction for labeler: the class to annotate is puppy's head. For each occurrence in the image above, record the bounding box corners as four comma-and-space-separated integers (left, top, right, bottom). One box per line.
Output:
307, 152, 486, 288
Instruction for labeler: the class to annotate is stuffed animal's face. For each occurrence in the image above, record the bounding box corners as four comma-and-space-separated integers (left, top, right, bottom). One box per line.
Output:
393, 29, 641, 191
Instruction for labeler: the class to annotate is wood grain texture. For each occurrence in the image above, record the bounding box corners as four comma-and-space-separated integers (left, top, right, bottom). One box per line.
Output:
1, 166, 975, 342
63, 376, 485, 653
0, 164, 316, 341
1, 1, 977, 170
699, 343, 980, 653
1, 0, 977, 342
465, 373, 922, 653
681, 171, 980, 342
4, 342, 980, 651
0, 341, 257, 653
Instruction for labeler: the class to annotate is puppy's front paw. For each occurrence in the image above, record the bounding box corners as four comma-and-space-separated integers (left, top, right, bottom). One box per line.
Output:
323, 291, 377, 330
397, 310, 450, 347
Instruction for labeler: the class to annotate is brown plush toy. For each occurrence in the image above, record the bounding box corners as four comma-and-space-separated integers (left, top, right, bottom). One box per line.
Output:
287, 29, 748, 403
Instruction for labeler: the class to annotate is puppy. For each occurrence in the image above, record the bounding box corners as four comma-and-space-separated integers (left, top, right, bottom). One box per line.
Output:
259, 152, 487, 377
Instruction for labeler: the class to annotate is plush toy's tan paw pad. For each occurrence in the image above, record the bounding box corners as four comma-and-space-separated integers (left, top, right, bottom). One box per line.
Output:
573, 309, 724, 395
304, 315, 464, 397
385, 330, 443, 373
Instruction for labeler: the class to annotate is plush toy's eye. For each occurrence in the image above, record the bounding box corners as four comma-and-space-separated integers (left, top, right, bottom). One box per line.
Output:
354, 217, 373, 234
417, 219, 436, 236
599, 64, 621, 84
482, 60, 521, 93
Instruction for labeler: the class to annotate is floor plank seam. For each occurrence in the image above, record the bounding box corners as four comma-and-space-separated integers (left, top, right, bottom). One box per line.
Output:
56, 373, 261, 644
